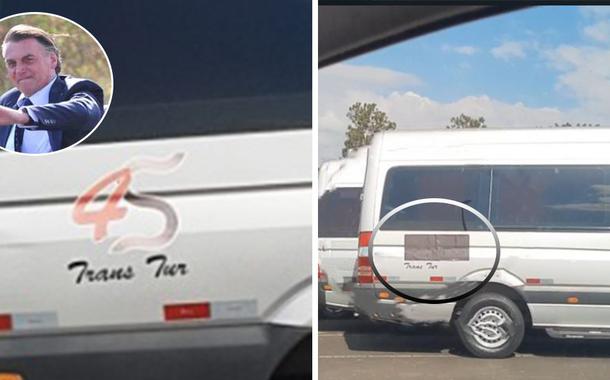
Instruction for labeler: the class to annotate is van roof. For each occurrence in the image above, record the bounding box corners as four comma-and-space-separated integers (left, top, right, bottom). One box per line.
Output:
380, 127, 610, 146
318, 147, 367, 196
373, 127, 610, 164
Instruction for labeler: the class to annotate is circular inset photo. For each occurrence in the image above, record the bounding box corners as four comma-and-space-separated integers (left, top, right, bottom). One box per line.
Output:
0, 12, 112, 155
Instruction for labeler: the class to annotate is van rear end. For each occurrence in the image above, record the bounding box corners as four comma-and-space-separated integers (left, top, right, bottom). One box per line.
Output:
318, 149, 366, 315
354, 132, 471, 325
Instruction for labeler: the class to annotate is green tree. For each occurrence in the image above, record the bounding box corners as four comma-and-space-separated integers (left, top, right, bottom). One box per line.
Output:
446, 114, 487, 129
342, 102, 396, 157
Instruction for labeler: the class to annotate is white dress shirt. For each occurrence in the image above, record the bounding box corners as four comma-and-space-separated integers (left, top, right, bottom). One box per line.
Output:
5, 75, 57, 154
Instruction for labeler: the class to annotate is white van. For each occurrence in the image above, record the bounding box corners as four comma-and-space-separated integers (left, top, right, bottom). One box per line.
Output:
318, 148, 366, 315
355, 128, 610, 358
0, 1, 312, 379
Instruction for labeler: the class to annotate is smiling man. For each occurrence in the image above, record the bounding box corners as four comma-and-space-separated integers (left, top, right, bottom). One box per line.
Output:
0, 24, 104, 154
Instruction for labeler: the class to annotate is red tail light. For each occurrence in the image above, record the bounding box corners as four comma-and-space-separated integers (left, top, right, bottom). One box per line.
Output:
318, 264, 327, 281
0, 315, 12, 331
357, 256, 373, 284
358, 231, 372, 247
357, 231, 373, 284
357, 231, 388, 285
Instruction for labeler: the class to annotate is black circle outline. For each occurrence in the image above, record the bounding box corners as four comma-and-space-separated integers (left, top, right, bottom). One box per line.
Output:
367, 198, 501, 304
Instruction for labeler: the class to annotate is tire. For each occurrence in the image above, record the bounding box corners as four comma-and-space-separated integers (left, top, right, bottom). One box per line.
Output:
319, 305, 353, 319
454, 292, 525, 358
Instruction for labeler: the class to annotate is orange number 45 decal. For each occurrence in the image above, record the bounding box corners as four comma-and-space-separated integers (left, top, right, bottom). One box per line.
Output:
73, 153, 185, 253
73, 168, 131, 242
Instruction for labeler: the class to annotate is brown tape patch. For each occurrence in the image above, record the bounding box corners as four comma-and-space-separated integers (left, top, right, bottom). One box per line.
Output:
404, 234, 469, 261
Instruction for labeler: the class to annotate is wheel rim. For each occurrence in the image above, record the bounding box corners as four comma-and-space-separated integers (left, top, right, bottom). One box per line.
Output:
467, 306, 512, 349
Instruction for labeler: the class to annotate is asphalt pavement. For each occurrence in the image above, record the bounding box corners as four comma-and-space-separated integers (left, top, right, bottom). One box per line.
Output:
319, 317, 610, 380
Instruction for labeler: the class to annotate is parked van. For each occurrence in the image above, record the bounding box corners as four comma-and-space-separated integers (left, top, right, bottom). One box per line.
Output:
318, 148, 366, 316
0, 1, 312, 379
355, 128, 610, 358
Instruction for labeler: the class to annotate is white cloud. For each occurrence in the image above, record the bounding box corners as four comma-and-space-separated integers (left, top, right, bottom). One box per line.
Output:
442, 44, 478, 55
319, 64, 423, 162
545, 44, 610, 119
320, 63, 422, 92
491, 41, 527, 60
319, 64, 569, 163
319, 10, 610, 164
580, 6, 610, 19
584, 20, 610, 43
563, 7, 610, 114
381, 93, 563, 131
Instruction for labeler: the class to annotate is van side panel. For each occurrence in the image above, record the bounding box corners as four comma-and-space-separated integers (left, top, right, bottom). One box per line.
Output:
0, 131, 311, 379
355, 129, 610, 332
360, 134, 384, 233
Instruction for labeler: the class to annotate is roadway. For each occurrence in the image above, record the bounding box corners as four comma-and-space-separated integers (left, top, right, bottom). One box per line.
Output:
319, 316, 610, 380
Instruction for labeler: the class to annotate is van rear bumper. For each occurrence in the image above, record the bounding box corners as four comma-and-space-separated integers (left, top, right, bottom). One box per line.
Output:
319, 281, 354, 311
354, 287, 454, 325
0, 323, 310, 380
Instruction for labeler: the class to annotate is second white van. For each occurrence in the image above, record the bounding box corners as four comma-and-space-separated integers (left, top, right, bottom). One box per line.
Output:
318, 148, 367, 316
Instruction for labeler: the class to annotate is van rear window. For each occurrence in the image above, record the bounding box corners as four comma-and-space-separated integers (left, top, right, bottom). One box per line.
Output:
319, 187, 362, 238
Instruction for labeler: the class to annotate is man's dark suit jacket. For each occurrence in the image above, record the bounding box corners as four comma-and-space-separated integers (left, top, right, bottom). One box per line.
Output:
0, 75, 104, 151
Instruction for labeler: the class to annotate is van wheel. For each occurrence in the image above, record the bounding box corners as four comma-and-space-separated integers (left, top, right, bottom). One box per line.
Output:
454, 293, 525, 358
320, 306, 352, 319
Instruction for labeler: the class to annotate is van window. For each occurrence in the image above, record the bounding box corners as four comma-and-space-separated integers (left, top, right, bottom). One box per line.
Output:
319, 187, 362, 237
491, 166, 610, 230
380, 167, 490, 231
90, 0, 311, 143
0, 0, 311, 147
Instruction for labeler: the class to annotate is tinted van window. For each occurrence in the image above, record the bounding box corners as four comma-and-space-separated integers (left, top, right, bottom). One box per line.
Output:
319, 187, 362, 238
492, 166, 610, 230
380, 167, 490, 231
1, 0, 312, 144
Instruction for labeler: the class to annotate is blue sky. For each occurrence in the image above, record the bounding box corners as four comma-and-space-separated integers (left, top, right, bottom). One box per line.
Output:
319, 6, 610, 162
349, 6, 585, 109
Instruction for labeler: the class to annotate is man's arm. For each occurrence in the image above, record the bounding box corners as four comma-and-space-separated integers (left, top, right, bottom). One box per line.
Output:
0, 105, 30, 126
20, 91, 104, 131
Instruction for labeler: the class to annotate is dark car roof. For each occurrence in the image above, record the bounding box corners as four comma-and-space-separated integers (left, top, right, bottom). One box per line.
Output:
319, 5, 526, 67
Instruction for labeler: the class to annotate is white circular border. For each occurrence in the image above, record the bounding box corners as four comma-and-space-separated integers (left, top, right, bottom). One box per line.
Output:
0, 11, 114, 156
368, 197, 501, 304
